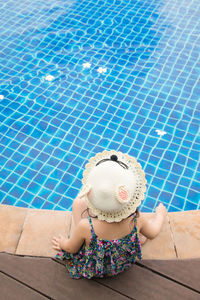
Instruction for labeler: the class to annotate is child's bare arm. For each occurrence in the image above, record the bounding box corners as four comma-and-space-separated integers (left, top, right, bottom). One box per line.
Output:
52, 219, 87, 254
139, 204, 167, 240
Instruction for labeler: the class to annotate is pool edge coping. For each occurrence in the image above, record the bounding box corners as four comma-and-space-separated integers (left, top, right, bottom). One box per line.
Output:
0, 204, 199, 259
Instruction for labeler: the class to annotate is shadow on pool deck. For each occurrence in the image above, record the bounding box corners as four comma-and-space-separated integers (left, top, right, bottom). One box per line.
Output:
0, 205, 200, 299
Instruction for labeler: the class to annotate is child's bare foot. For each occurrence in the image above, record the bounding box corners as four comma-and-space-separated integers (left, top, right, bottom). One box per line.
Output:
155, 203, 167, 217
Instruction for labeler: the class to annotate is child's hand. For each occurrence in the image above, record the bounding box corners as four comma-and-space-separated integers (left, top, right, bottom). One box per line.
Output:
155, 203, 167, 217
52, 234, 67, 251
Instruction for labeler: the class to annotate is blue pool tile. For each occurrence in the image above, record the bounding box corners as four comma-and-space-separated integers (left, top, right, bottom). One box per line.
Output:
164, 181, 176, 194
159, 160, 172, 171
40, 165, 54, 175
152, 148, 164, 157
18, 177, 30, 188
67, 165, 80, 176
145, 164, 156, 175
185, 133, 196, 142
187, 190, 199, 204
152, 177, 164, 189
175, 186, 188, 198
184, 201, 197, 211
58, 197, 73, 210
190, 180, 199, 192
55, 183, 68, 194
171, 163, 184, 175
149, 155, 160, 166
21, 157, 32, 166
167, 173, 180, 183
15, 201, 29, 208
34, 141, 45, 151
68, 187, 79, 199
54, 205, 66, 211
118, 145, 131, 155
10, 186, 24, 198
163, 151, 176, 161
143, 196, 157, 209
48, 157, 61, 168
189, 150, 199, 161
28, 182, 41, 194
155, 168, 168, 180
159, 191, 172, 205
2, 148, 13, 158
0, 169, 10, 180
170, 143, 179, 152
171, 196, 185, 210
189, 123, 199, 135
179, 146, 190, 156
38, 188, 52, 200
45, 178, 58, 190
142, 145, 152, 153
179, 177, 191, 187
48, 193, 62, 205
14, 164, 26, 175
7, 173, 18, 184
1, 182, 13, 193
140, 205, 153, 213
31, 197, 44, 209
157, 140, 169, 149
148, 186, 160, 199
42, 201, 55, 210
168, 205, 182, 212
186, 158, 198, 170
2, 195, 16, 206
183, 168, 194, 178
9, 140, 20, 149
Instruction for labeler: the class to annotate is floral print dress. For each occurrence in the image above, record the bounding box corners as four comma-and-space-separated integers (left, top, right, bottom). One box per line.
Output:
56, 217, 142, 279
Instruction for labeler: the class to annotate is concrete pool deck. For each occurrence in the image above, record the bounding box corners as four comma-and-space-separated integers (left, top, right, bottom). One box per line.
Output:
0, 204, 199, 259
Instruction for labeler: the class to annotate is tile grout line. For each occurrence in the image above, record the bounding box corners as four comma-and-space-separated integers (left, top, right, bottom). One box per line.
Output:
14, 209, 30, 255
167, 214, 179, 259
15, 209, 72, 256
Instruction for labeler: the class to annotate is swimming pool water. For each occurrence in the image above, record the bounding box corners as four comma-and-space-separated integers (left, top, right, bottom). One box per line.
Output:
0, 0, 199, 212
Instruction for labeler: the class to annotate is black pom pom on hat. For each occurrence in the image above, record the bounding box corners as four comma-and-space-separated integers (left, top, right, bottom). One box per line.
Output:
110, 155, 118, 161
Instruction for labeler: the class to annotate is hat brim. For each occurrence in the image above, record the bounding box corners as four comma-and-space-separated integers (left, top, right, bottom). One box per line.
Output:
81, 150, 147, 222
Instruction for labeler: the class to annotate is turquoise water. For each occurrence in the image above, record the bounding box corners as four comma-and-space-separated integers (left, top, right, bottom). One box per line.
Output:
0, 0, 199, 212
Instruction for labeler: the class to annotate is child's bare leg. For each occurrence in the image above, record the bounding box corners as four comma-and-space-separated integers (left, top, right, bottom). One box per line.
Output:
139, 233, 147, 245
140, 204, 167, 240
70, 197, 89, 236
151, 204, 167, 235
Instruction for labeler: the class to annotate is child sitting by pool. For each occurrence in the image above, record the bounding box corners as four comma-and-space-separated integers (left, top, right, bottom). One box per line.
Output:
52, 150, 167, 279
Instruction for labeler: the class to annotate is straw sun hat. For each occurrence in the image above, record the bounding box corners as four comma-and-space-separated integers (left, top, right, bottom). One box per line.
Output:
79, 150, 147, 223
